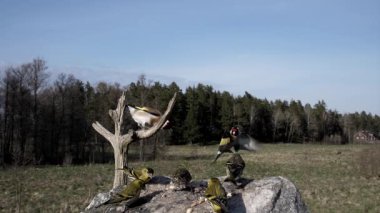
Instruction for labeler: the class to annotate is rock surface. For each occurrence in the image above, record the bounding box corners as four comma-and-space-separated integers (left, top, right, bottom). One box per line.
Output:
85, 176, 309, 213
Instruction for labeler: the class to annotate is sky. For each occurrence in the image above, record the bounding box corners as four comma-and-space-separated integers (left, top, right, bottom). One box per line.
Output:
0, 0, 379, 115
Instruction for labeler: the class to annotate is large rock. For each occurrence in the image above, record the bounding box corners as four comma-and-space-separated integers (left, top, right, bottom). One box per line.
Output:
85, 176, 309, 213
234, 176, 309, 213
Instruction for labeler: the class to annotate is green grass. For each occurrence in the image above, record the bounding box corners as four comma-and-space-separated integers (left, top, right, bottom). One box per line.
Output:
1, 144, 379, 212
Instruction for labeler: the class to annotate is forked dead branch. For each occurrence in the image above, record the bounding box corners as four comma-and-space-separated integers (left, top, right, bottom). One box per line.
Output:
92, 92, 177, 188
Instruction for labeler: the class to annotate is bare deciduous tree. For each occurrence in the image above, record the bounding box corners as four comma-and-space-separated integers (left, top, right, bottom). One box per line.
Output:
92, 92, 176, 188
27, 58, 49, 162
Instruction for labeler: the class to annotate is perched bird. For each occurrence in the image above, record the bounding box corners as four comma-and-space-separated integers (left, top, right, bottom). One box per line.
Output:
205, 178, 228, 213
117, 166, 154, 184
127, 104, 162, 129
225, 153, 245, 184
170, 168, 192, 191
105, 179, 145, 205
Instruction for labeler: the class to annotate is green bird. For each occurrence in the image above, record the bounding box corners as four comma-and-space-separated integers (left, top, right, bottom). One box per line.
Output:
170, 168, 192, 190
117, 166, 154, 184
205, 178, 228, 213
225, 153, 245, 184
105, 179, 145, 205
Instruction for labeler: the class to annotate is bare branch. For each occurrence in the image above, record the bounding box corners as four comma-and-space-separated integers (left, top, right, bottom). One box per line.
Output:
135, 92, 177, 139
117, 92, 126, 125
109, 92, 126, 125
109, 110, 117, 123
121, 129, 135, 147
92, 122, 114, 146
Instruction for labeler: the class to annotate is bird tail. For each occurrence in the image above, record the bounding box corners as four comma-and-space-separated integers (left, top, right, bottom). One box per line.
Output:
212, 151, 222, 163
116, 166, 133, 175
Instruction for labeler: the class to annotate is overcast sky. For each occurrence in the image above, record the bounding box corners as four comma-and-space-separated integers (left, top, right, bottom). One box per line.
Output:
1, 0, 379, 115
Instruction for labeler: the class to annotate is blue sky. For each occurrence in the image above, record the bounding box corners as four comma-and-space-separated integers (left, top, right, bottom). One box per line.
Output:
1, 0, 379, 115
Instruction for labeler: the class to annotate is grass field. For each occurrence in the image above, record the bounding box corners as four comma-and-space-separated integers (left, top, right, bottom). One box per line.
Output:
1, 143, 379, 212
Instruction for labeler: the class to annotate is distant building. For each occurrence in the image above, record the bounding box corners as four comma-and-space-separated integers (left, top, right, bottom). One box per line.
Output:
353, 130, 378, 143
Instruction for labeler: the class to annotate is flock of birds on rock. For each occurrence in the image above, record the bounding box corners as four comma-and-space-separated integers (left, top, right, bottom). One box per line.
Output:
98, 154, 245, 213
91, 103, 259, 212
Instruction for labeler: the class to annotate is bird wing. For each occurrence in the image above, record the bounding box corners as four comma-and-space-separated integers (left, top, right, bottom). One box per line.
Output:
207, 194, 228, 213
131, 168, 140, 179
205, 183, 216, 198
219, 137, 231, 146
238, 134, 259, 151
205, 181, 226, 198
118, 183, 141, 199
128, 107, 160, 128
135, 106, 161, 116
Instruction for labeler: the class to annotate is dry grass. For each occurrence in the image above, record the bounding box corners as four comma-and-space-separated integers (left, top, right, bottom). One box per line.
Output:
357, 146, 380, 178
1, 144, 379, 212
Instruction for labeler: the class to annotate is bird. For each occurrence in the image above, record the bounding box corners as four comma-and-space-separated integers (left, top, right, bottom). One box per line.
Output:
225, 153, 245, 185
213, 126, 259, 162
127, 104, 171, 129
205, 178, 228, 213
170, 168, 192, 191
127, 104, 163, 129
116, 166, 154, 184
105, 179, 145, 205
213, 130, 235, 162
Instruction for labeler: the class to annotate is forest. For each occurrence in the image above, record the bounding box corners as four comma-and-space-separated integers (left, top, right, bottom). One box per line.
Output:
1, 58, 379, 166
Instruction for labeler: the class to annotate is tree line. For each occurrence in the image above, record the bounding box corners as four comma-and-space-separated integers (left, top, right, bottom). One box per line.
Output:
1, 59, 379, 165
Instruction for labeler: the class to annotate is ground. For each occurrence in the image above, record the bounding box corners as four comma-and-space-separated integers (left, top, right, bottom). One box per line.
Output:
0, 143, 379, 212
